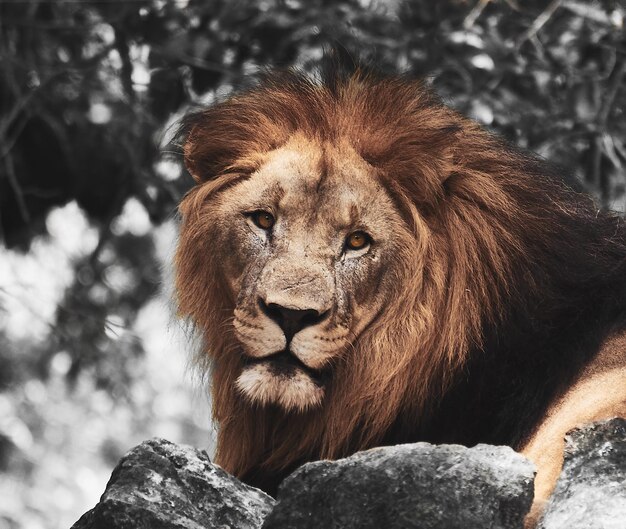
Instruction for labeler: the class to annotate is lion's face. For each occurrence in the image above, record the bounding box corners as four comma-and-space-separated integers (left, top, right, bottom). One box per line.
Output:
211, 134, 406, 411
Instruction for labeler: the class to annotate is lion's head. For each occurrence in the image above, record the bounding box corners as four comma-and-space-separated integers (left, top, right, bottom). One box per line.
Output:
174, 64, 614, 491
206, 133, 409, 412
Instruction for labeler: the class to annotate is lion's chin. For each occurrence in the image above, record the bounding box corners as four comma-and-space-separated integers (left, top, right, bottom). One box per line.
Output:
235, 362, 325, 412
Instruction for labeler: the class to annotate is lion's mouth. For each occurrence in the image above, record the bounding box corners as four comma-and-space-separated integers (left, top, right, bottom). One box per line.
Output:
244, 350, 324, 383
237, 349, 329, 411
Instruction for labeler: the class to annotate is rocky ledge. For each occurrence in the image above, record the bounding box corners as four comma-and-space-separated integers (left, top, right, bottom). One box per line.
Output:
72, 418, 625, 529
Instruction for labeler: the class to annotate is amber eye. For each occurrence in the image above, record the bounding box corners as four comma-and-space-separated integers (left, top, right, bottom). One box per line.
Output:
345, 231, 371, 251
251, 210, 275, 230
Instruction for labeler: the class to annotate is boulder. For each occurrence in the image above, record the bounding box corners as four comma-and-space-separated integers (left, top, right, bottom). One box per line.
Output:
538, 418, 626, 529
71, 438, 274, 529
262, 442, 535, 529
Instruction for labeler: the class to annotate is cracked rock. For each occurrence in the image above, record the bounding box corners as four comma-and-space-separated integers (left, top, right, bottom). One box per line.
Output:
262, 442, 535, 529
71, 438, 274, 529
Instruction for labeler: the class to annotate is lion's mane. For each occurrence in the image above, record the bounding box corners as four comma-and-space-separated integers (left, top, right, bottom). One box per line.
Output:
175, 64, 626, 493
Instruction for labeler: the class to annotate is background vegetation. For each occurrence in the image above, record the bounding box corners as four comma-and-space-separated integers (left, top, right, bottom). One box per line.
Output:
0, 0, 624, 527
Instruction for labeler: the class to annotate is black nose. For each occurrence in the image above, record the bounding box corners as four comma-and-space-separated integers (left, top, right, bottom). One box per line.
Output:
259, 300, 327, 342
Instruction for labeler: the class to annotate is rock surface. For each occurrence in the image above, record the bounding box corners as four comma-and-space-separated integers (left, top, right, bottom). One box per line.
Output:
538, 418, 626, 529
71, 438, 274, 529
72, 422, 626, 529
262, 442, 535, 529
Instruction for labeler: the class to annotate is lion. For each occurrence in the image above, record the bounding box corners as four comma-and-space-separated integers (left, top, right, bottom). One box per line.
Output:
174, 62, 626, 524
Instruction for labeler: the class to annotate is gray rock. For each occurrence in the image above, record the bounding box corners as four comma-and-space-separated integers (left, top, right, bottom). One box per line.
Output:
71, 438, 274, 529
538, 418, 626, 529
262, 442, 535, 529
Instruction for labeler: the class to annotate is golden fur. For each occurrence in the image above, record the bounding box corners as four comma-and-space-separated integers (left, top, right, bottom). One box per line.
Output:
175, 64, 626, 518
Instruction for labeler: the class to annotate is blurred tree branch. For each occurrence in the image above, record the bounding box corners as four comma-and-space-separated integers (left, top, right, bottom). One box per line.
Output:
591, 57, 626, 202
563, 1, 621, 26
463, 0, 491, 29
3, 153, 30, 223
517, 0, 563, 47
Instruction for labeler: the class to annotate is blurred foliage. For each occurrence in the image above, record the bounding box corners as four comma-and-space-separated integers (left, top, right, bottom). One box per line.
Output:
0, 0, 625, 527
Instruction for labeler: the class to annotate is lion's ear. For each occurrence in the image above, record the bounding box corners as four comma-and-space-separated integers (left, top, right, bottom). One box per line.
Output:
179, 106, 250, 183
182, 124, 208, 183
181, 110, 274, 183
182, 121, 232, 183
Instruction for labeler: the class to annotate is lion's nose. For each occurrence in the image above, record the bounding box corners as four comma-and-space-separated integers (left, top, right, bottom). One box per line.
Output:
259, 300, 327, 342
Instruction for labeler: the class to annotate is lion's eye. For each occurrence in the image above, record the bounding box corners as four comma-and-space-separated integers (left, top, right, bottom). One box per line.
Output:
345, 231, 371, 251
250, 211, 275, 230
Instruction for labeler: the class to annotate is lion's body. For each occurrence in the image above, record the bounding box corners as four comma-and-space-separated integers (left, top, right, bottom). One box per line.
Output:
175, 63, 626, 522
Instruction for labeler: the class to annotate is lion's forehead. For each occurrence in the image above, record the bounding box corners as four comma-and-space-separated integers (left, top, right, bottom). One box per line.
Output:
227, 136, 397, 232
